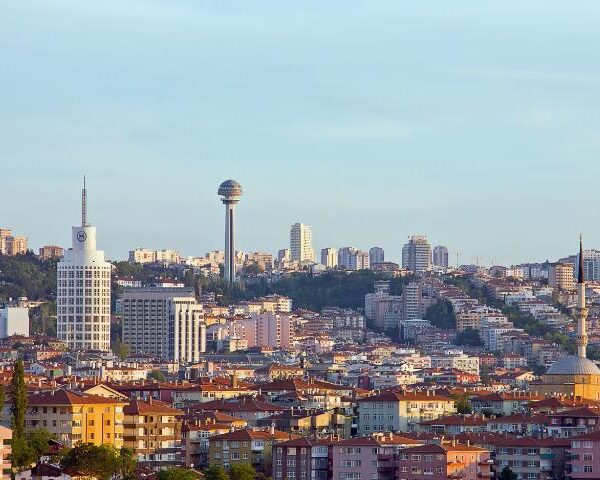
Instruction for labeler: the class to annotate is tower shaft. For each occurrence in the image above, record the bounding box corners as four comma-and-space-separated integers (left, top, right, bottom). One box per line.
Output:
224, 202, 236, 284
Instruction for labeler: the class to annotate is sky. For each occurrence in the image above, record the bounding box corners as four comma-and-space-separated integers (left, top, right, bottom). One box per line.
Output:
2, 1, 600, 265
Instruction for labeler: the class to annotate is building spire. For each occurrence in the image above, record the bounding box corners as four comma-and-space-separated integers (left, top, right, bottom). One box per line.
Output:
82, 176, 88, 227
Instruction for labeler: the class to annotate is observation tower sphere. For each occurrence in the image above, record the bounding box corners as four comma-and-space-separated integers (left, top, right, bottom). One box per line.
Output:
218, 179, 243, 284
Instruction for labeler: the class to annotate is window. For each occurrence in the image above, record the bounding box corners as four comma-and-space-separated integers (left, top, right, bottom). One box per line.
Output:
584, 453, 593, 461
584, 466, 593, 473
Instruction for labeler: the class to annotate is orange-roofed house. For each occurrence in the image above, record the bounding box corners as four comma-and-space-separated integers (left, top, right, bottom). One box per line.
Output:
123, 397, 183, 468
358, 391, 455, 433
26, 389, 127, 448
397, 442, 492, 480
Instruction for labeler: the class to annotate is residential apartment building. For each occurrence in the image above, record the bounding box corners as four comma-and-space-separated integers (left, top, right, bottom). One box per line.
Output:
0, 229, 28, 256
233, 313, 292, 349
122, 288, 206, 363
432, 245, 449, 268
38, 245, 64, 260
369, 247, 385, 265
402, 235, 432, 274
0, 426, 11, 480
332, 435, 424, 480
245, 252, 273, 271
430, 350, 480, 375
123, 398, 183, 468
26, 389, 126, 448
129, 248, 181, 265
338, 247, 370, 270
568, 431, 600, 479
358, 391, 455, 434
0, 304, 29, 338
397, 442, 491, 480
491, 437, 569, 480
290, 223, 315, 263
272, 437, 330, 480
321, 248, 338, 268
549, 263, 575, 290
208, 428, 293, 472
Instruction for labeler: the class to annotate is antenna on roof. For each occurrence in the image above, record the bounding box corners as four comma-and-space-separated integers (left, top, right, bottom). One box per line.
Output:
81, 176, 88, 227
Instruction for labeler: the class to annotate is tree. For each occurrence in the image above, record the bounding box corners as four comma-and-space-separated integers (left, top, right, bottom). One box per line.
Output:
28, 428, 52, 459
204, 466, 229, 480
10, 359, 28, 467
425, 299, 456, 330
112, 340, 130, 359
499, 466, 518, 480
453, 394, 473, 414
157, 468, 200, 480
455, 327, 483, 347
148, 370, 166, 382
0, 384, 5, 422
60, 444, 132, 480
229, 463, 256, 480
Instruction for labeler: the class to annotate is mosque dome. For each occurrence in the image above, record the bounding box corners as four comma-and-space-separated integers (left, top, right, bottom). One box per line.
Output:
546, 355, 600, 376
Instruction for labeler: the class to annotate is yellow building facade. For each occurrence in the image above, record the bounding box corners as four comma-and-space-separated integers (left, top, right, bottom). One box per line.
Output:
27, 389, 126, 448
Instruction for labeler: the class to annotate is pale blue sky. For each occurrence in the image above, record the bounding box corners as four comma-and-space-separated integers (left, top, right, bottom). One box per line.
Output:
2, 1, 600, 264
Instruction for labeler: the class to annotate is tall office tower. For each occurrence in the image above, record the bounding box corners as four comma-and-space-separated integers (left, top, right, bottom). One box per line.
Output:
57, 180, 111, 351
122, 287, 205, 363
548, 263, 575, 290
218, 180, 243, 283
369, 247, 385, 265
290, 223, 315, 262
401, 235, 432, 274
432, 245, 449, 268
321, 247, 338, 268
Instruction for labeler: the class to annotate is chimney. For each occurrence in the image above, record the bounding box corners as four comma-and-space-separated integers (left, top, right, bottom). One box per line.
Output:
270, 423, 275, 435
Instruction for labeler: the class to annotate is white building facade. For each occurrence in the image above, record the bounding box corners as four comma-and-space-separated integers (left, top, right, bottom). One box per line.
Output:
57, 184, 111, 351
290, 223, 315, 263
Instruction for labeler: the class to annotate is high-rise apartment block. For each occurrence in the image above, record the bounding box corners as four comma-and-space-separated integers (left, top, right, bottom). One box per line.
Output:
232, 313, 292, 349
38, 245, 64, 260
432, 245, 449, 268
57, 182, 111, 351
122, 287, 206, 363
321, 247, 338, 268
290, 223, 315, 263
548, 263, 575, 290
0, 229, 28, 256
402, 235, 432, 274
338, 247, 370, 270
369, 247, 384, 265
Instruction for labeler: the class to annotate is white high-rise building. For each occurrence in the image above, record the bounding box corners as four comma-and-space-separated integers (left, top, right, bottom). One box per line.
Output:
122, 287, 206, 363
167, 296, 206, 364
290, 223, 315, 263
57, 181, 111, 351
321, 248, 338, 268
402, 235, 432, 274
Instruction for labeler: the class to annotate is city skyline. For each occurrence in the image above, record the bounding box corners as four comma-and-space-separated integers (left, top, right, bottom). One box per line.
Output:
3, 1, 600, 265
